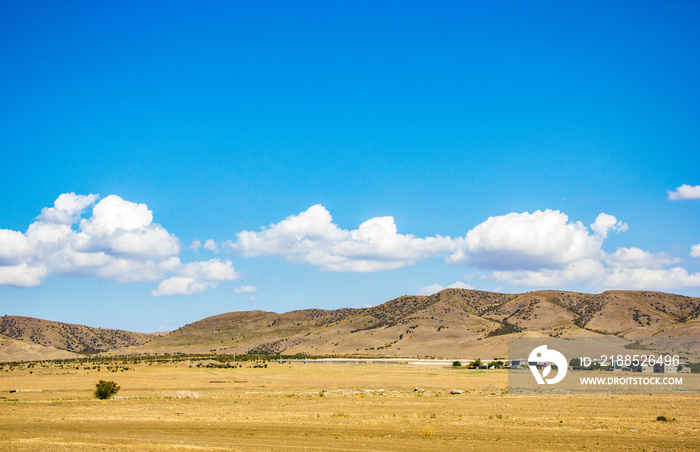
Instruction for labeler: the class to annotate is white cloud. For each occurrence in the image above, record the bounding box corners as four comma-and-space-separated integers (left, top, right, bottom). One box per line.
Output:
601, 267, 700, 290
38, 193, 98, 224
80, 195, 152, 234
492, 259, 607, 288
178, 258, 240, 281
150, 258, 240, 297
492, 248, 700, 292
0, 263, 48, 287
90, 226, 179, 258
668, 184, 700, 200
590, 213, 629, 238
691, 244, 700, 258
0, 193, 239, 296
89, 256, 181, 283
203, 239, 220, 253
416, 283, 446, 296
234, 285, 258, 293
226, 204, 456, 272
223, 205, 700, 292
0, 229, 32, 265
448, 281, 474, 290
150, 277, 217, 297
191, 239, 221, 254
604, 247, 680, 269
447, 210, 606, 270
417, 281, 474, 295
78, 195, 180, 258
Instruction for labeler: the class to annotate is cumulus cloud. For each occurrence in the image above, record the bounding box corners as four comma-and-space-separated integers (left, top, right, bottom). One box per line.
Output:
78, 195, 179, 258
446, 210, 608, 270
416, 283, 445, 296
226, 204, 456, 272
471, 207, 700, 290
417, 281, 474, 296
449, 281, 474, 290
0, 229, 32, 265
87, 256, 181, 283
150, 277, 217, 297
601, 267, 700, 290
0, 193, 240, 295
668, 184, 700, 200
191, 239, 220, 254
150, 258, 240, 296
604, 247, 680, 269
203, 239, 220, 253
691, 244, 700, 258
0, 263, 48, 287
80, 195, 152, 234
178, 258, 239, 281
223, 204, 700, 292
492, 248, 700, 292
234, 285, 258, 293
492, 259, 607, 288
590, 213, 629, 238
38, 193, 98, 224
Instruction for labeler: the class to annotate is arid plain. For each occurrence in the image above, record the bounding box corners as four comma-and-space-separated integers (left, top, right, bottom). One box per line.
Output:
1, 360, 698, 451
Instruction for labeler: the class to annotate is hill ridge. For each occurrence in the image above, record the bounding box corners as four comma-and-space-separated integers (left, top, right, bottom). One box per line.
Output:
138, 289, 700, 358
2, 289, 699, 361
0, 315, 159, 354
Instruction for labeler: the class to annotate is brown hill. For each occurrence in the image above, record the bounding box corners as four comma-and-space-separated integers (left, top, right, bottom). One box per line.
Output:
2, 289, 697, 361
0, 334, 79, 362
131, 289, 700, 359
0, 315, 159, 354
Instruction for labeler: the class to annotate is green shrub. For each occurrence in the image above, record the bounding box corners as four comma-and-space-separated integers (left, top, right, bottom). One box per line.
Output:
94, 380, 120, 399
468, 358, 482, 369
452, 361, 462, 367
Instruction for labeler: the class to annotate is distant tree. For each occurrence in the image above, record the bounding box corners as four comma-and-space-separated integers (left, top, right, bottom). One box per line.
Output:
490, 360, 505, 369
485, 321, 521, 337
94, 380, 120, 399
452, 361, 462, 367
468, 358, 482, 369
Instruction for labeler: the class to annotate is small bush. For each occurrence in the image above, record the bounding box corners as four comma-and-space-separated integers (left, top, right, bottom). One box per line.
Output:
452, 361, 462, 367
490, 360, 505, 369
420, 426, 434, 438
94, 380, 120, 399
468, 358, 482, 369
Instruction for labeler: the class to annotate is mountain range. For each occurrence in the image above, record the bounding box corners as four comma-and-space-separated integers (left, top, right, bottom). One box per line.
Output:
2, 289, 699, 361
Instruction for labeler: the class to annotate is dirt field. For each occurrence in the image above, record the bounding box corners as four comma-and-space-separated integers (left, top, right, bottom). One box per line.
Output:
0, 361, 698, 451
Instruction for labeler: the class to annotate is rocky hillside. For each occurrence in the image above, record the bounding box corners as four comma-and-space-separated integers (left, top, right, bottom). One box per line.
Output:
0, 316, 159, 354
133, 289, 700, 358
2, 289, 698, 361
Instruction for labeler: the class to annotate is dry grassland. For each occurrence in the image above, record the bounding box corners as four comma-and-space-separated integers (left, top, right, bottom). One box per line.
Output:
0, 361, 698, 451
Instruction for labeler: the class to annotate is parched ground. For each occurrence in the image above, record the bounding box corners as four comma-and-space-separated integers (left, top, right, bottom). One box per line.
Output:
0, 361, 698, 451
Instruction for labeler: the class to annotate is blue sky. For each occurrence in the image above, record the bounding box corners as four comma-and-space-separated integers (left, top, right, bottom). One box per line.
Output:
1, 1, 699, 332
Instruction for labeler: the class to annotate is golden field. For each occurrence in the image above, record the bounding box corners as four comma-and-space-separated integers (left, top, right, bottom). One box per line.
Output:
0, 360, 698, 451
